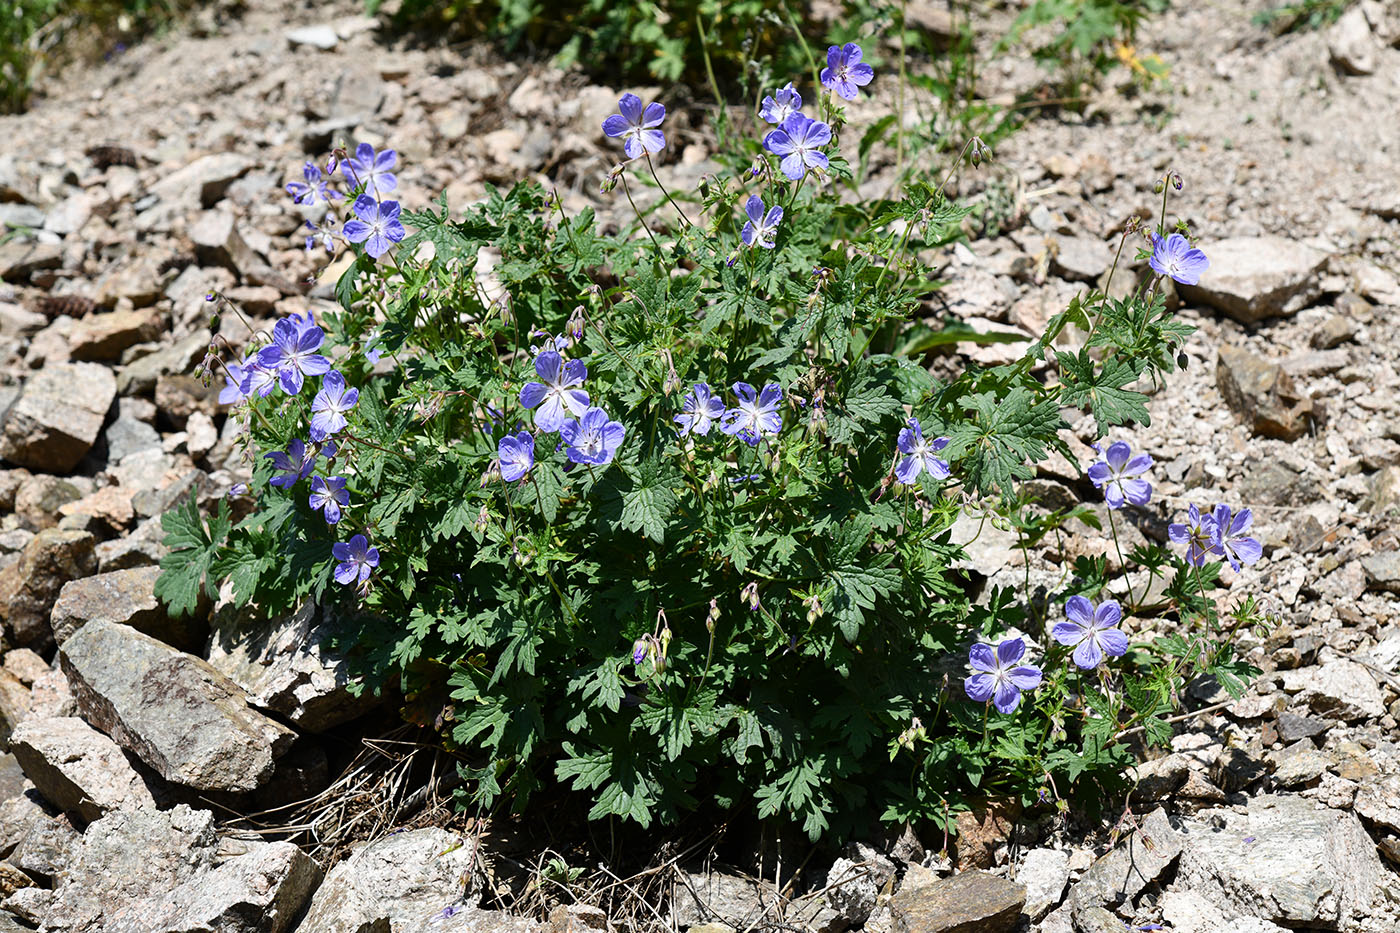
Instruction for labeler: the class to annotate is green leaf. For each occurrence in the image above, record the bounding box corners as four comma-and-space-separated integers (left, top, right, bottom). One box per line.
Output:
154, 495, 231, 618
1056, 349, 1150, 435
946, 387, 1065, 496
619, 458, 679, 544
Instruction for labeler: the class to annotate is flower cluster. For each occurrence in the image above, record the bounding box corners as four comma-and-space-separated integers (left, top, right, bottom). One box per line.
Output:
674, 381, 783, 446
502, 341, 628, 480
288, 141, 406, 261
1169, 503, 1263, 570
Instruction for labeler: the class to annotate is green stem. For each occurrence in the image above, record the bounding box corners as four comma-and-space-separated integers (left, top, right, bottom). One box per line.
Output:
1106, 505, 1135, 610
619, 172, 665, 258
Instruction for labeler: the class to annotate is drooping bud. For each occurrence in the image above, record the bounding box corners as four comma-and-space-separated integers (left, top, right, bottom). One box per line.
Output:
969, 137, 992, 167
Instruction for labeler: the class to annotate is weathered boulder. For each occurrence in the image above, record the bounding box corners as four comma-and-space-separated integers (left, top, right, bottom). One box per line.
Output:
0, 363, 116, 473
824, 842, 896, 926
103, 415, 163, 463
1361, 552, 1400, 593
50, 565, 203, 650
39, 804, 219, 932
890, 869, 1025, 933
1175, 795, 1382, 929
0, 668, 32, 744
117, 327, 210, 396
1180, 236, 1328, 323
9, 716, 155, 823
0, 529, 97, 651
12, 473, 82, 529
105, 840, 323, 933
296, 827, 484, 933
1216, 344, 1316, 441
207, 600, 377, 732
59, 621, 296, 793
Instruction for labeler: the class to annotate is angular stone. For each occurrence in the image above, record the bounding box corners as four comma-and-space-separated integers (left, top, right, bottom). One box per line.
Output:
43, 193, 94, 236
103, 415, 163, 463
672, 871, 768, 928
1354, 775, 1400, 834
11, 810, 78, 883
40, 804, 218, 932
1268, 744, 1329, 788
155, 374, 220, 431
1049, 234, 1112, 283
0, 301, 46, 337
1070, 809, 1181, 915
890, 869, 1024, 933
0, 240, 62, 282
1175, 795, 1382, 929
1159, 890, 1290, 933
50, 566, 202, 650
12, 473, 81, 529
1329, 6, 1379, 75
1216, 344, 1316, 441
0, 363, 116, 473
1276, 711, 1330, 743
287, 24, 339, 50
1211, 746, 1272, 792
0, 668, 32, 744
117, 328, 210, 396
1361, 552, 1400, 593
57, 485, 137, 533
208, 600, 377, 732
4, 649, 48, 686
1281, 659, 1385, 722
147, 153, 252, 211
1180, 236, 1328, 323
190, 210, 264, 276
0, 529, 97, 651
296, 827, 484, 933
1015, 848, 1069, 922
59, 621, 296, 793
9, 717, 156, 823
106, 840, 323, 933
824, 842, 896, 926
69, 308, 162, 362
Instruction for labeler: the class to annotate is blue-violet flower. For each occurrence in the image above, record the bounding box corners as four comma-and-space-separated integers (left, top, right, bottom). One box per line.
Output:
310, 371, 359, 442
1210, 504, 1263, 570
519, 350, 590, 432
675, 383, 726, 437
763, 114, 832, 181
498, 431, 536, 482
759, 83, 802, 125
1087, 440, 1153, 509
820, 43, 875, 100
265, 439, 332, 489
1054, 596, 1130, 670
343, 195, 405, 260
286, 161, 340, 206
1149, 233, 1209, 286
309, 475, 349, 524
560, 406, 626, 465
721, 382, 783, 445
741, 195, 783, 249
339, 142, 398, 198
332, 534, 379, 586
257, 317, 332, 395
964, 637, 1043, 714
894, 418, 950, 485
601, 93, 666, 160
1168, 504, 1216, 567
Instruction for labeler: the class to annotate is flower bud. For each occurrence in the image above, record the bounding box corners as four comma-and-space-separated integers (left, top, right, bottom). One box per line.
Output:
969, 137, 992, 167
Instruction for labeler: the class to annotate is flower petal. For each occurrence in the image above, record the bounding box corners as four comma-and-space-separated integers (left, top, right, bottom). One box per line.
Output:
964, 673, 994, 703
1064, 595, 1094, 627
996, 637, 1025, 665
968, 643, 997, 672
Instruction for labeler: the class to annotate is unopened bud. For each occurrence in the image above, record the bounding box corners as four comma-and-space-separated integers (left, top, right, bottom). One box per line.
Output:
740, 582, 760, 612
969, 137, 992, 167
209, 313, 221, 331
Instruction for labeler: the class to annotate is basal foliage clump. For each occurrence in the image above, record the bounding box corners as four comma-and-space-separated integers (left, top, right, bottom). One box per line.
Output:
161, 46, 1269, 840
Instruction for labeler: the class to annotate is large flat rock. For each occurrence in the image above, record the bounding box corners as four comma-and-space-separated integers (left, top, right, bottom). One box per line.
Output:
1176, 795, 1383, 929
890, 868, 1025, 933
1180, 235, 1328, 323
0, 363, 116, 473
50, 565, 204, 651
59, 620, 296, 793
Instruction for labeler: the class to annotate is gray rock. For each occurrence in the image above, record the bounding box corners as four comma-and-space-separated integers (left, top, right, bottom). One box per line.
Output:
190, 210, 265, 277
1354, 775, 1400, 834
106, 840, 323, 933
1175, 795, 1383, 929
1015, 848, 1070, 921
1329, 6, 1379, 75
672, 871, 769, 928
69, 308, 163, 362
1211, 746, 1272, 792
1276, 711, 1330, 743
1281, 659, 1385, 722
0, 301, 46, 337
1216, 344, 1315, 441
8, 716, 156, 823
287, 24, 340, 50
1073, 905, 1125, 933
0, 204, 45, 229
104, 415, 163, 463
40, 804, 219, 932
1268, 743, 1329, 788
1128, 753, 1191, 801
43, 192, 93, 236
824, 842, 896, 925
0, 528, 97, 651
59, 620, 296, 793
1070, 809, 1181, 915
1049, 234, 1112, 282
1361, 552, 1400, 593
117, 328, 210, 396
1180, 236, 1329, 323
296, 827, 483, 933
0, 363, 116, 473
1158, 890, 1290, 933
13, 473, 81, 529
3, 648, 48, 686
207, 600, 377, 732
147, 153, 252, 211
50, 565, 203, 651
890, 869, 1024, 933
186, 411, 218, 460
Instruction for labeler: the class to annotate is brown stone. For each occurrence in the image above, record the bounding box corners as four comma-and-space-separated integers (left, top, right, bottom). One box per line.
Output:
68, 308, 163, 362
1216, 344, 1316, 441
891, 870, 1025, 933
0, 529, 97, 651
0, 363, 116, 473
953, 803, 1020, 869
